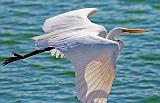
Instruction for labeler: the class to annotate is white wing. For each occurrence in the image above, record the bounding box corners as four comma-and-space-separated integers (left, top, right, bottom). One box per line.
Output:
47, 31, 120, 103
80, 54, 116, 103
42, 8, 97, 33
32, 8, 107, 58
33, 8, 97, 41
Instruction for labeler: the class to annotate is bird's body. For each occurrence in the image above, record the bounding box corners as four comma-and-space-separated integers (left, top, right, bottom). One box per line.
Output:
3, 8, 147, 103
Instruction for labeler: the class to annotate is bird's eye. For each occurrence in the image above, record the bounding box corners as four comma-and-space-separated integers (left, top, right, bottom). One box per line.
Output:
122, 29, 127, 32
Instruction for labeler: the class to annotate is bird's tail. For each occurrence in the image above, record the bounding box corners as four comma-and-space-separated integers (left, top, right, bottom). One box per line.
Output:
31, 34, 49, 49
31, 35, 64, 58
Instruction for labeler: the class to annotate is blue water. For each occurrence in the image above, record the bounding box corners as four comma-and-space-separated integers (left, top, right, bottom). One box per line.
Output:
0, 0, 160, 103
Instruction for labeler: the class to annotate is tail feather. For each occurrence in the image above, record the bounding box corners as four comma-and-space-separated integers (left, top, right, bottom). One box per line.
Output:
32, 35, 64, 58
34, 39, 48, 49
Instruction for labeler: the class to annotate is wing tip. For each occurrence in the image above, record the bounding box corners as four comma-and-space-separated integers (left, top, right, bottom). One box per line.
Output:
42, 8, 98, 33
80, 8, 98, 17
31, 36, 37, 40
31, 36, 41, 41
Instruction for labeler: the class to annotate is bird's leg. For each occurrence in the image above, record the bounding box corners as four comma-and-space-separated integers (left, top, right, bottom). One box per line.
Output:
2, 47, 54, 66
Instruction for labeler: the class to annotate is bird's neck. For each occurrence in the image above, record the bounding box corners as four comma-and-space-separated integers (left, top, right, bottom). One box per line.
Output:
117, 40, 125, 50
106, 30, 120, 40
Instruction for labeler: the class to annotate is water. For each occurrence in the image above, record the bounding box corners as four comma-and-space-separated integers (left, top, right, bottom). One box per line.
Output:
0, 0, 160, 103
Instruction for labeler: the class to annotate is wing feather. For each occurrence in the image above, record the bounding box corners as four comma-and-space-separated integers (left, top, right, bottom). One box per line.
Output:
32, 8, 98, 42
83, 55, 116, 103
43, 8, 97, 33
32, 8, 108, 60
47, 34, 119, 103
46, 32, 119, 103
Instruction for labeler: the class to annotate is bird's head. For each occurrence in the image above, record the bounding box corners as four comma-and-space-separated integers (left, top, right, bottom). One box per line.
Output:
107, 27, 148, 49
107, 27, 148, 40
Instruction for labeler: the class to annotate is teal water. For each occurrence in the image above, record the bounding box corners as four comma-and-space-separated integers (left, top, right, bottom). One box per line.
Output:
0, 0, 160, 103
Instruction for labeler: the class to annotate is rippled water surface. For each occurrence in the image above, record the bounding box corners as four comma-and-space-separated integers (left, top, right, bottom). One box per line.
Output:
0, 0, 160, 103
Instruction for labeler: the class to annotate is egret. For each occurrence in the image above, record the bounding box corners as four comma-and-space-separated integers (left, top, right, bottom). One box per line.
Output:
3, 8, 148, 103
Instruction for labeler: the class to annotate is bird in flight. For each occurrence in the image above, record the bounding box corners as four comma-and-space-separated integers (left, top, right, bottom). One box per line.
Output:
2, 8, 148, 103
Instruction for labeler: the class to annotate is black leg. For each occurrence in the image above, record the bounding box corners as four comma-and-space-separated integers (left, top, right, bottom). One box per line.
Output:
2, 47, 54, 66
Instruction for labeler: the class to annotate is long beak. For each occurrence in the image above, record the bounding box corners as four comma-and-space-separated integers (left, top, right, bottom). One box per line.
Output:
122, 29, 149, 33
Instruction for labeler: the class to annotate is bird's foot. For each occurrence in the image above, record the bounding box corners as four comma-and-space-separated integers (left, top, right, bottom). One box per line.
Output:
2, 52, 24, 66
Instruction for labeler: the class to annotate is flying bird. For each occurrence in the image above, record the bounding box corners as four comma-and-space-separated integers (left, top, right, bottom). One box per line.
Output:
2, 8, 148, 103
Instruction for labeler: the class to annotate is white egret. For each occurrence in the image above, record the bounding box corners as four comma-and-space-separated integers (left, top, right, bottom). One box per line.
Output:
3, 8, 148, 103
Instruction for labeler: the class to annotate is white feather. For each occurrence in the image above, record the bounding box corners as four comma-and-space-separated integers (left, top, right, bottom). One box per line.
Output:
42, 8, 97, 33
32, 8, 106, 41
48, 34, 119, 103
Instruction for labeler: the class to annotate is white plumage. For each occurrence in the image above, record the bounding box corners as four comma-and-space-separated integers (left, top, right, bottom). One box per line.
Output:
32, 8, 147, 103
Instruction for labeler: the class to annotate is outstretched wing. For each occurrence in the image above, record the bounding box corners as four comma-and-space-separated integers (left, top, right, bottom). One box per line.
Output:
32, 8, 98, 58
33, 8, 97, 41
42, 8, 97, 33
78, 54, 116, 103
47, 32, 120, 103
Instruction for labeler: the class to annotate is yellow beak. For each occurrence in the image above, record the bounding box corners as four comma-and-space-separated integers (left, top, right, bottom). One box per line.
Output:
122, 29, 149, 33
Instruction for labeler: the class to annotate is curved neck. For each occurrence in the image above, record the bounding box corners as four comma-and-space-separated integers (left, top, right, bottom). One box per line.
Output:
106, 28, 121, 40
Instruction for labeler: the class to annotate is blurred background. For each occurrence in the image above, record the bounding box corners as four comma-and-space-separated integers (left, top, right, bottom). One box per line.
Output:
0, 0, 160, 103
